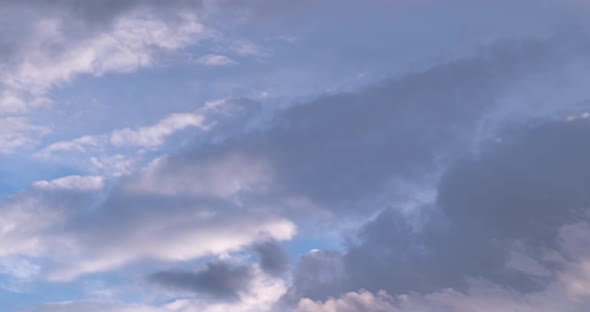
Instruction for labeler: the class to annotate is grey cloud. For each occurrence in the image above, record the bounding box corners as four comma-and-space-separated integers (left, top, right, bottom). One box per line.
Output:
290, 250, 347, 301
6, 8, 590, 310
149, 33, 590, 218
148, 261, 254, 300
3, 29, 589, 296
299, 223, 590, 311
290, 117, 590, 302
253, 240, 289, 277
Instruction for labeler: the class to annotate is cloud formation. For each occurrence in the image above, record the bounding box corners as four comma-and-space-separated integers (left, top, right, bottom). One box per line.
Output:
0, 2, 204, 113
297, 221, 590, 312
7, 1, 590, 312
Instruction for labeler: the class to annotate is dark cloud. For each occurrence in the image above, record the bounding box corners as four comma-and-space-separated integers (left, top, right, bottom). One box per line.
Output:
289, 117, 590, 301
148, 261, 254, 300
253, 240, 289, 277
144, 33, 590, 219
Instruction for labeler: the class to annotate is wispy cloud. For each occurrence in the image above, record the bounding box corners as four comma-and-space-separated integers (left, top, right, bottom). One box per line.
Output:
196, 54, 237, 66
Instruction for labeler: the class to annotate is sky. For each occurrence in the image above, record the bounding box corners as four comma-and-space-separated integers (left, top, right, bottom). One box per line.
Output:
3, 0, 590, 311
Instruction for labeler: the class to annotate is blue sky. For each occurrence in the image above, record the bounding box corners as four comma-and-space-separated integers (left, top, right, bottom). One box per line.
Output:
3, 0, 590, 311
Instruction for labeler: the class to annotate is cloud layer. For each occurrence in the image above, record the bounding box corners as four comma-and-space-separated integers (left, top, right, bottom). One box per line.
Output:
5, 1, 590, 312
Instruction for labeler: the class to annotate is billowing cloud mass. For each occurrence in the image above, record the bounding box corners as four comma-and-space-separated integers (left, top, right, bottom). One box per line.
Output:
4, 1, 590, 312
289, 118, 590, 301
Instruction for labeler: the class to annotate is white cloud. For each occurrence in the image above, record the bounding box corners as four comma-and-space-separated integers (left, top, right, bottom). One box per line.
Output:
0, 5, 207, 157
32, 175, 105, 192
0, 161, 294, 282
35, 135, 103, 158
47, 212, 295, 282
124, 154, 273, 198
231, 40, 263, 57
89, 154, 139, 177
111, 112, 207, 148
196, 54, 236, 66
38, 104, 222, 159
0, 8, 205, 114
35, 98, 238, 176
0, 192, 64, 257
0, 117, 50, 152
0, 256, 41, 280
